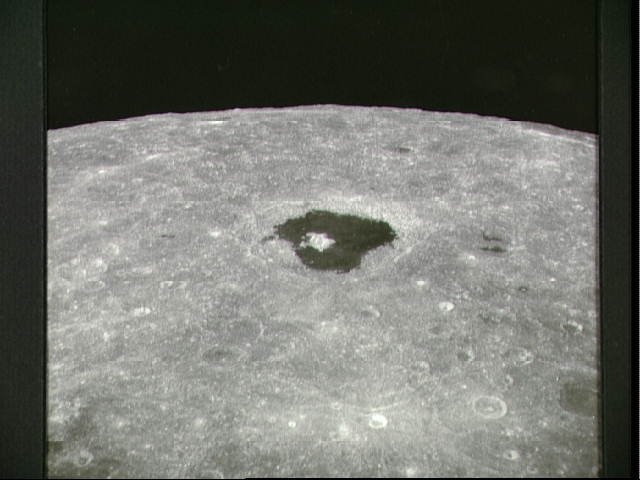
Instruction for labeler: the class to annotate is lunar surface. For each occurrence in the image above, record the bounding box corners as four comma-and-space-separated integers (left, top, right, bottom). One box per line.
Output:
47, 106, 600, 478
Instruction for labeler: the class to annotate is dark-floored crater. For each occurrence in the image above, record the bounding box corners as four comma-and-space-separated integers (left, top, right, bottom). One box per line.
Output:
274, 210, 397, 273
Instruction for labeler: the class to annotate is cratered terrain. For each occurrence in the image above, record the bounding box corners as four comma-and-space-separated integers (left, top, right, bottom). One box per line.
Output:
47, 106, 599, 478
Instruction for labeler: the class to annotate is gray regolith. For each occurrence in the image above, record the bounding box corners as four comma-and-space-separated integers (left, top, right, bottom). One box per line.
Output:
47, 105, 599, 478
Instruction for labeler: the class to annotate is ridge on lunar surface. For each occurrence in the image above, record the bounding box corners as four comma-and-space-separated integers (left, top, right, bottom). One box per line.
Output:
47, 105, 599, 478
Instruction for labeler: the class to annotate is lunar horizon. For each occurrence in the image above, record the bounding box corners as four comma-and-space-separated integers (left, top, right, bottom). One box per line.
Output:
47, 106, 599, 478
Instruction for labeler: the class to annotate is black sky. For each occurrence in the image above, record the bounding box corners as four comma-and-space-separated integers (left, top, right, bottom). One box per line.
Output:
47, 0, 597, 132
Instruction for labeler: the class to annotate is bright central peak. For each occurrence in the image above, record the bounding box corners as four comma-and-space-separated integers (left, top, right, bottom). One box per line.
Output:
301, 232, 336, 252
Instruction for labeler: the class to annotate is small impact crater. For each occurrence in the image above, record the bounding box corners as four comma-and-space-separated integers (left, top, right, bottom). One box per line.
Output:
273, 210, 397, 273
367, 413, 389, 429
457, 349, 475, 363
472, 395, 508, 419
